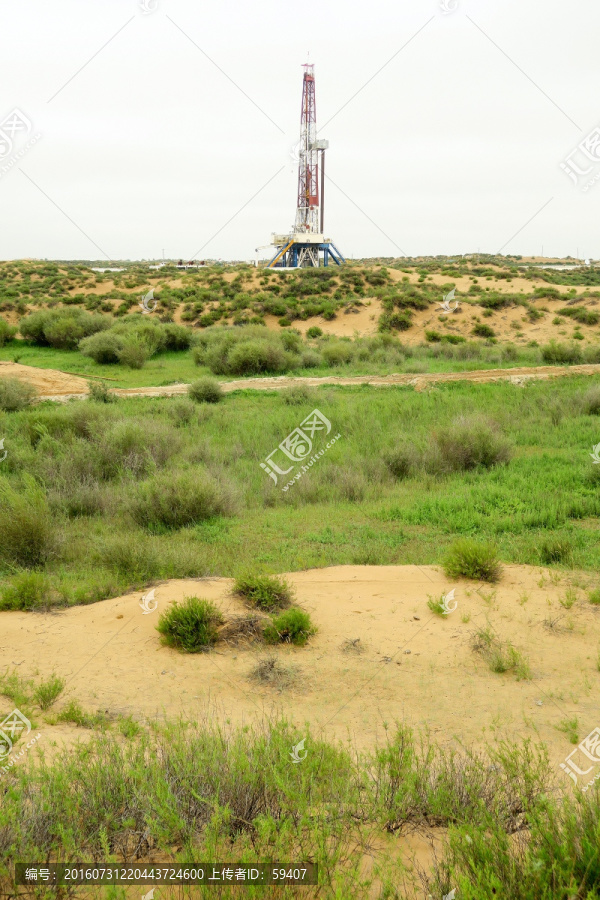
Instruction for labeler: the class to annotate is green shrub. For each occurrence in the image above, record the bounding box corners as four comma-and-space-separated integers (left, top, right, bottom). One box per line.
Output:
582, 385, 600, 415
157, 596, 223, 652
87, 380, 117, 403
321, 341, 354, 366
300, 349, 322, 368
472, 627, 530, 679
0, 316, 17, 346
443, 539, 501, 582
188, 377, 223, 404
541, 341, 582, 364
280, 385, 316, 405
226, 340, 288, 375
117, 338, 150, 369
385, 446, 417, 479
263, 607, 315, 646
20, 309, 110, 349
0, 478, 58, 567
588, 588, 600, 605
131, 470, 237, 530
472, 323, 496, 338
431, 415, 512, 472
234, 574, 293, 611
0, 571, 51, 611
306, 326, 323, 338
80, 331, 124, 363
0, 377, 37, 411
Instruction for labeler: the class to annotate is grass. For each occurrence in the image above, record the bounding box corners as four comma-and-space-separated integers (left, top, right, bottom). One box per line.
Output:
263, 608, 316, 646
472, 626, 531, 679
32, 674, 65, 710
443, 538, 502, 582
556, 717, 579, 744
3, 377, 600, 608
233, 574, 294, 611
1, 714, 598, 899
156, 596, 224, 652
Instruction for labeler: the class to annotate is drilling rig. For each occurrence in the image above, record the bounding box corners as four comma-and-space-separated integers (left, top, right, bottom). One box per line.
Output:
259, 64, 344, 269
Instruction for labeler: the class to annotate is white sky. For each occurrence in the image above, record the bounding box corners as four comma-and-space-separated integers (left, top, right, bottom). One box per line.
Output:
0, 0, 598, 262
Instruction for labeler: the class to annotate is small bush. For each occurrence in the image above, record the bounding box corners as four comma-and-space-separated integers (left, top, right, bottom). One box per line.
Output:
300, 349, 322, 368
321, 341, 354, 367
472, 323, 496, 338
541, 341, 582, 364
0, 478, 58, 567
0, 317, 17, 346
588, 588, 600, 605
249, 656, 297, 690
306, 326, 323, 338
0, 571, 51, 611
280, 385, 316, 405
581, 385, 600, 415
385, 446, 417, 479
263, 607, 315, 646
88, 380, 117, 403
131, 470, 237, 530
188, 378, 223, 404
431, 415, 512, 472
227, 340, 287, 375
157, 596, 223, 652
117, 339, 150, 369
80, 331, 124, 364
443, 539, 501, 583
0, 377, 37, 411
34, 675, 65, 710
234, 574, 293, 612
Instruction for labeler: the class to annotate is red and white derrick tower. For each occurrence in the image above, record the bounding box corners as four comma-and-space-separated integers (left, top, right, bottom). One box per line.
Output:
259, 64, 344, 269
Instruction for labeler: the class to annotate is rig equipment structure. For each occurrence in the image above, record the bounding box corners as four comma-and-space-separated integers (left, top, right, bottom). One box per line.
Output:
260, 64, 344, 269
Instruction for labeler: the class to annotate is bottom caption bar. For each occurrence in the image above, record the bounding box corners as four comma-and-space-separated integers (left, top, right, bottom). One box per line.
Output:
16, 864, 318, 886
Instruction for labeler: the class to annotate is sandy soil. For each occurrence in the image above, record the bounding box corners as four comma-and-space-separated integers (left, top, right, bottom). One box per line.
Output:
1, 564, 597, 769
4, 361, 600, 402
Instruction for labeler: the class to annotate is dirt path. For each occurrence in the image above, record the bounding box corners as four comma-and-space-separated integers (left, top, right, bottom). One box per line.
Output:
2, 361, 599, 401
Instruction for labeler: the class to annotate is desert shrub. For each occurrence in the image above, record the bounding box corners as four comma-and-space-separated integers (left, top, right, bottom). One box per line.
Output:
87, 380, 117, 403
188, 377, 223, 404
0, 377, 37, 411
0, 477, 58, 567
234, 574, 293, 611
280, 385, 316, 406
502, 344, 519, 362
117, 338, 150, 369
321, 341, 354, 367
300, 349, 322, 368
167, 398, 197, 426
581, 385, 600, 415
0, 317, 17, 346
0, 571, 51, 611
131, 470, 237, 529
306, 326, 323, 338
20, 309, 110, 348
558, 306, 600, 325
541, 341, 582, 364
80, 331, 124, 363
263, 607, 315, 646
226, 340, 288, 375
161, 323, 193, 350
472, 323, 495, 338
157, 596, 223, 652
443, 539, 501, 582
430, 415, 512, 472
539, 537, 573, 565
385, 446, 419, 479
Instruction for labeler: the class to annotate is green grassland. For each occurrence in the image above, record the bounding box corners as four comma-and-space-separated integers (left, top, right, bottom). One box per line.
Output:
1, 377, 600, 610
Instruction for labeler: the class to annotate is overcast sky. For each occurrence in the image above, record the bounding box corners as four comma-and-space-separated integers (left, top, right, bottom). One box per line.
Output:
1, 0, 598, 262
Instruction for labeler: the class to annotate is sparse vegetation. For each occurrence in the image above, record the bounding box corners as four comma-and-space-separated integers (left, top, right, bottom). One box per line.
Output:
472, 626, 531, 679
